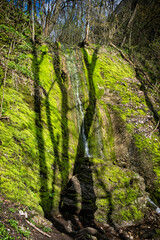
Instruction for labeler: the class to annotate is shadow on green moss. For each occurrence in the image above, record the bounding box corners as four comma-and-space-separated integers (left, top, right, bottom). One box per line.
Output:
32, 43, 72, 236
60, 47, 99, 227
32, 43, 52, 215
74, 47, 98, 167
74, 47, 98, 223
51, 43, 69, 209
94, 168, 130, 240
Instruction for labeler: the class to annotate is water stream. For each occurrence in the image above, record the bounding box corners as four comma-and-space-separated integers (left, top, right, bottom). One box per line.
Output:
148, 197, 160, 214
63, 47, 90, 157
76, 79, 91, 157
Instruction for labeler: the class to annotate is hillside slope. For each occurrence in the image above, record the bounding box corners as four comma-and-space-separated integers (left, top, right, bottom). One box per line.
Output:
0, 3, 160, 238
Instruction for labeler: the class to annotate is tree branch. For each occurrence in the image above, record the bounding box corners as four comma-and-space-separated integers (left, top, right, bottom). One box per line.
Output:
25, 219, 51, 238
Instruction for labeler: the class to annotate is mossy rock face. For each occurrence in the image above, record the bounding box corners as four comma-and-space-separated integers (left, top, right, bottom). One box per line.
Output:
0, 38, 160, 220
0, 44, 78, 215
61, 158, 148, 227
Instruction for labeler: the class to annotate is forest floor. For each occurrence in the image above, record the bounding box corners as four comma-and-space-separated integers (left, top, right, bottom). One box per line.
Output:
0, 193, 160, 240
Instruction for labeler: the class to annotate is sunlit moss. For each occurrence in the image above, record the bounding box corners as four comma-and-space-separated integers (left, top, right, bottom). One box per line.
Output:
0, 37, 160, 223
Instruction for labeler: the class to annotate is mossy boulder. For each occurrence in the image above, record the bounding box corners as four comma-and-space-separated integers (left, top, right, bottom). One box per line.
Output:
61, 158, 148, 227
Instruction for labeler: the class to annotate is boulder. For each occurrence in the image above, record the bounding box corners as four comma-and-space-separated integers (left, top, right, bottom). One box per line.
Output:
31, 215, 52, 229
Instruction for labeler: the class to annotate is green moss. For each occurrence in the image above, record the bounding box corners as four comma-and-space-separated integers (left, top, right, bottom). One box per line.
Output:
156, 229, 160, 234
1, 38, 160, 222
0, 44, 71, 213
0, 66, 4, 85
120, 206, 143, 221
133, 134, 160, 195
92, 161, 146, 224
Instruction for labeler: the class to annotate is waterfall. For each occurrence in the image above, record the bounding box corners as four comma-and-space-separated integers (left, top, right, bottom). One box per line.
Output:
148, 197, 160, 214
75, 71, 91, 158
63, 47, 90, 157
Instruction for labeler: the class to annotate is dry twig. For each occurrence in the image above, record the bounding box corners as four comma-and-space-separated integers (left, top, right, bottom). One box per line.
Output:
0, 116, 9, 120
25, 219, 51, 238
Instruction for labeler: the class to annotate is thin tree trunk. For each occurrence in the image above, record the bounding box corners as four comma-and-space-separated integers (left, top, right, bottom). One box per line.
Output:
0, 24, 18, 118
43, 0, 62, 37
85, 0, 91, 42
121, 1, 138, 47
44, 21, 49, 37
0, 43, 13, 117
31, 2, 35, 42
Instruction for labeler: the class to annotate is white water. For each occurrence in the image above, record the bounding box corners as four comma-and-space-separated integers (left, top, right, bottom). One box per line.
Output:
75, 72, 91, 158
148, 197, 160, 214
63, 48, 90, 157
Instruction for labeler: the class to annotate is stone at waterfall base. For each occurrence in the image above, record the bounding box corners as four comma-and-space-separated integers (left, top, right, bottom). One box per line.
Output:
31, 215, 53, 229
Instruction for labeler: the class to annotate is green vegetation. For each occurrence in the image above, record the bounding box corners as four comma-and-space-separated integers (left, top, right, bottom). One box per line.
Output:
42, 227, 52, 233
9, 208, 16, 213
92, 161, 147, 224
8, 219, 30, 237
0, 4, 160, 225
0, 223, 14, 240
1, 41, 160, 224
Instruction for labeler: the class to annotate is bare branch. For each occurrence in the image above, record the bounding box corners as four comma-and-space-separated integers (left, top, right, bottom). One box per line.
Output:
25, 220, 51, 238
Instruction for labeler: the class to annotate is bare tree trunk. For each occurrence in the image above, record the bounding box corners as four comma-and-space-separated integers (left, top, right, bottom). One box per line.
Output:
84, 0, 91, 42
44, 21, 49, 37
31, 1, 35, 42
28, 0, 32, 15
80, 0, 84, 34
43, 0, 62, 38
0, 41, 14, 117
121, 1, 138, 47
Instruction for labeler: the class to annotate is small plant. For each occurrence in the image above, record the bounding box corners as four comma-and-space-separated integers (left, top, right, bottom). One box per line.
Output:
0, 223, 14, 239
156, 229, 160, 234
18, 227, 30, 237
8, 219, 18, 230
9, 208, 16, 213
42, 226, 52, 233
8, 219, 30, 238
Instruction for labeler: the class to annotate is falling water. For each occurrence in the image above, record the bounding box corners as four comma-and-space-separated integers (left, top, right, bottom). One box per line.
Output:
148, 197, 160, 214
75, 73, 91, 158
63, 47, 91, 157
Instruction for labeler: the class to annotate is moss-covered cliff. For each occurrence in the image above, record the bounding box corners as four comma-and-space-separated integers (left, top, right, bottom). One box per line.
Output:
0, 14, 160, 227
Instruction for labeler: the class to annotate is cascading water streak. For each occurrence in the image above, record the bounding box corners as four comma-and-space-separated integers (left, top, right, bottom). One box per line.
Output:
63, 47, 90, 157
148, 197, 160, 214
75, 74, 90, 158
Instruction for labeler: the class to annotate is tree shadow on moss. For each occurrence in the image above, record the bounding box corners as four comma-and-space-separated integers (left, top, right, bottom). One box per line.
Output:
95, 169, 129, 240
39, 43, 70, 219
75, 47, 98, 161
60, 47, 99, 232
40, 80, 61, 216
32, 44, 52, 215
52, 43, 69, 204
35, 42, 73, 236
31, 42, 73, 237
41, 82, 77, 237
74, 47, 98, 224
